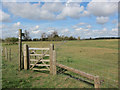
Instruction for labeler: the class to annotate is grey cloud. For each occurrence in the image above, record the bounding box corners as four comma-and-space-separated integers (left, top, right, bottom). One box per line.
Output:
0, 9, 11, 22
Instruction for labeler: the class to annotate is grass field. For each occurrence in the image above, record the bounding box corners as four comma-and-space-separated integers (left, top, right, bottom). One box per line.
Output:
2, 39, 118, 88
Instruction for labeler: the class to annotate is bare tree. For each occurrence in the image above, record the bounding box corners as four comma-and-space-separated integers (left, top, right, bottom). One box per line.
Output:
41, 32, 47, 41
23, 30, 31, 41
51, 31, 58, 38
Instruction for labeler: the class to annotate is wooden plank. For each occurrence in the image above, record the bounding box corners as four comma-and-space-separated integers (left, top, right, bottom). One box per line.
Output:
30, 54, 50, 56
53, 50, 56, 75
2, 48, 4, 56
30, 64, 50, 66
30, 59, 50, 62
24, 44, 30, 70
30, 59, 38, 61
19, 29, 22, 71
5, 47, 7, 60
40, 58, 50, 71
94, 76, 100, 88
30, 49, 49, 69
40, 60, 50, 62
7, 49, 8, 60
56, 63, 95, 80
9, 48, 11, 61
29, 48, 49, 50
33, 68, 50, 71
50, 44, 54, 74
24, 44, 27, 70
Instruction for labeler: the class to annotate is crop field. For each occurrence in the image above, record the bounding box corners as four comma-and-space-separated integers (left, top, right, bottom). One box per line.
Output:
2, 39, 118, 88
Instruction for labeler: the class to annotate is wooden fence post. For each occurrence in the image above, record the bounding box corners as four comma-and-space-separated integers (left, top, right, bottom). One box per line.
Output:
94, 76, 100, 88
5, 47, 8, 60
5, 48, 6, 59
50, 44, 54, 74
35, 50, 36, 59
2, 48, 4, 56
53, 50, 56, 75
19, 29, 22, 71
21, 51, 24, 69
7, 49, 8, 60
24, 44, 30, 70
9, 48, 11, 61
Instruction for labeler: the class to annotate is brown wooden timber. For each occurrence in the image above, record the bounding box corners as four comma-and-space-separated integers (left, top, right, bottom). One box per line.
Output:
19, 29, 22, 71
56, 63, 95, 80
29, 48, 49, 50
30, 49, 49, 69
32, 68, 50, 71
9, 48, 11, 61
30, 54, 50, 56
30, 64, 50, 66
53, 50, 56, 75
94, 76, 100, 88
30, 59, 50, 62
5, 47, 7, 60
40, 57, 50, 71
49, 44, 54, 74
2, 48, 4, 56
24, 44, 30, 70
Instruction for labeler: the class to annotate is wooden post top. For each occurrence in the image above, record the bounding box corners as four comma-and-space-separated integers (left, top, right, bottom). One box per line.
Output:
50, 44, 54, 50
19, 29, 22, 40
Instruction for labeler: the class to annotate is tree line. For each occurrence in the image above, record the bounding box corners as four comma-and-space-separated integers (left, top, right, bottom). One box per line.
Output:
22, 30, 79, 41
33, 31, 78, 41
2, 30, 119, 45
1, 30, 80, 44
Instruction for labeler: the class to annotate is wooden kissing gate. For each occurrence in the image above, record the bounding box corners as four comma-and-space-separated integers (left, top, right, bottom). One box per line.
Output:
23, 44, 100, 88
19, 29, 100, 88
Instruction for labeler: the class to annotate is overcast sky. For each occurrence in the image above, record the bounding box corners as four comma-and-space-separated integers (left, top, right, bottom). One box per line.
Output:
0, 0, 120, 39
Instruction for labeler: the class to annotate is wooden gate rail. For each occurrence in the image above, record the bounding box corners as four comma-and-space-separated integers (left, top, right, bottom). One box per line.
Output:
30, 59, 50, 62
56, 63, 100, 88
29, 48, 49, 50
30, 64, 50, 66
30, 54, 50, 56
30, 49, 49, 70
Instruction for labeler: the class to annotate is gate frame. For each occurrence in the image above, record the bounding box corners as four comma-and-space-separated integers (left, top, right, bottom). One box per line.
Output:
23, 44, 56, 75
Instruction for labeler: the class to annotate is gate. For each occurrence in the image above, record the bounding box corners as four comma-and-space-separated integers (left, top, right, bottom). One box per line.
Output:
23, 44, 100, 88
19, 29, 100, 88
23, 44, 56, 75
29, 47, 50, 71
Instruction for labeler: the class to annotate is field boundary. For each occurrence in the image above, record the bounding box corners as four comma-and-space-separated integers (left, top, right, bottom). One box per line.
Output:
22, 43, 100, 88
18, 29, 101, 88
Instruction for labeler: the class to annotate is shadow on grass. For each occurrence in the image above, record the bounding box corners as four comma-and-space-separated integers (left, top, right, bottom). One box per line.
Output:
63, 73, 94, 86
32, 67, 94, 87
33, 70, 50, 74
57, 68, 94, 87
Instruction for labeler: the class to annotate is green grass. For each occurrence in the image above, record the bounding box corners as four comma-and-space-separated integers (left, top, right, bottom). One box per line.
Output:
2, 39, 118, 88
